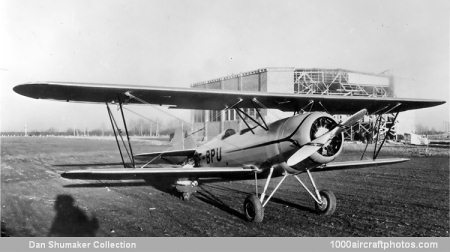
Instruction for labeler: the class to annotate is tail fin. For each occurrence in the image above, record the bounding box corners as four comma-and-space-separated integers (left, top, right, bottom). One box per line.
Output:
169, 127, 196, 150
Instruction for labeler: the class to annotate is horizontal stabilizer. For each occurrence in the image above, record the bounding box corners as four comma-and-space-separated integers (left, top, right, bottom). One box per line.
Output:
312, 158, 409, 172
134, 149, 196, 160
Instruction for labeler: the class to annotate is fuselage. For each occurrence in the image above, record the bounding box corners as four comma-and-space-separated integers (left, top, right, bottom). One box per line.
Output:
194, 112, 344, 174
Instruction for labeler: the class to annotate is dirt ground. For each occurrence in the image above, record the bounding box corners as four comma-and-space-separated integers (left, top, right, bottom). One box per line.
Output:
1, 137, 449, 237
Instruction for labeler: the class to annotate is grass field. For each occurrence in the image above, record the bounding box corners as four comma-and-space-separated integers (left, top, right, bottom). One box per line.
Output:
1, 136, 449, 237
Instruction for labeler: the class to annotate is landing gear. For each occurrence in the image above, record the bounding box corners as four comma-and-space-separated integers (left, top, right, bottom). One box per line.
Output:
314, 190, 336, 215
244, 167, 288, 223
175, 180, 198, 201
293, 171, 337, 216
181, 192, 192, 201
243, 195, 264, 222
244, 167, 337, 222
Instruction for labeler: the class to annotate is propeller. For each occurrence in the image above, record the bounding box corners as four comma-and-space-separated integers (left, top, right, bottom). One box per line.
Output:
286, 109, 367, 167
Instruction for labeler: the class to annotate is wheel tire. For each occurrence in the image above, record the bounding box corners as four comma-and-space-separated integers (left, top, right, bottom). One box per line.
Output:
315, 190, 336, 215
243, 194, 264, 222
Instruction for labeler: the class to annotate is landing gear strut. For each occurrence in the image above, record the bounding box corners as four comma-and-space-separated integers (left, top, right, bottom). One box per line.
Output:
175, 180, 198, 201
244, 167, 337, 222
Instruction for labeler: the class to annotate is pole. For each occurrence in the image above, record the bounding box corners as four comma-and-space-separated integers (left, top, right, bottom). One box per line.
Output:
181, 121, 184, 150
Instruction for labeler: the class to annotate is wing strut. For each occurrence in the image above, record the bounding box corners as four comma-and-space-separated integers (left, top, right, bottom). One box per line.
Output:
373, 111, 399, 159
118, 99, 135, 167
235, 108, 255, 134
234, 100, 269, 134
360, 104, 401, 160
106, 102, 135, 168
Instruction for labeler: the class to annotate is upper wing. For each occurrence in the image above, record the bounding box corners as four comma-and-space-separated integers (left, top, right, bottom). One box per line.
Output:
61, 166, 256, 180
14, 82, 445, 114
311, 158, 409, 172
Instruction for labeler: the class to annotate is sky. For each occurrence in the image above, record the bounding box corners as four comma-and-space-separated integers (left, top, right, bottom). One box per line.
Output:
0, 0, 449, 132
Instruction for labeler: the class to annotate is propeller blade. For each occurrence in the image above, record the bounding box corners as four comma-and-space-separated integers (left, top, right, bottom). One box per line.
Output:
286, 145, 322, 167
286, 109, 367, 167
340, 109, 367, 128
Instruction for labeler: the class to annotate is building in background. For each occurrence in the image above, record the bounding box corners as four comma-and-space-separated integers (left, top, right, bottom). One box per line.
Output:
191, 68, 394, 142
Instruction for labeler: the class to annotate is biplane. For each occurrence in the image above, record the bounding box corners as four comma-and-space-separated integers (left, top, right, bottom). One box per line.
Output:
13, 82, 445, 222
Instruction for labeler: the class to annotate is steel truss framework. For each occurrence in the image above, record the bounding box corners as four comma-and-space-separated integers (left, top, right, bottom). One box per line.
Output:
293, 69, 390, 97
342, 113, 397, 142
294, 69, 395, 141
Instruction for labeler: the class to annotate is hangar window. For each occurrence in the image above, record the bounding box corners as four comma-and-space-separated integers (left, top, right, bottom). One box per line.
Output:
225, 110, 236, 121
209, 110, 222, 122
194, 111, 205, 123
243, 108, 256, 117
294, 83, 299, 93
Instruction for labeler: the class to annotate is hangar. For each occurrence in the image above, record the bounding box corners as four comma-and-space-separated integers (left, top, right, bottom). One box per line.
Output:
191, 68, 395, 142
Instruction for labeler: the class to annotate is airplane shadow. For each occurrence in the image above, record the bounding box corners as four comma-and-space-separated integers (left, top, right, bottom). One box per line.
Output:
48, 194, 99, 237
1, 221, 11, 237
64, 181, 315, 221
64, 181, 247, 219
64, 180, 249, 221
270, 198, 316, 213
64, 181, 148, 188
64, 179, 178, 196
202, 184, 316, 213
196, 185, 246, 220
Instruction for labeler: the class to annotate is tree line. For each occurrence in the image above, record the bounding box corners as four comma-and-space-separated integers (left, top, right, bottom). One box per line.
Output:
1, 119, 192, 137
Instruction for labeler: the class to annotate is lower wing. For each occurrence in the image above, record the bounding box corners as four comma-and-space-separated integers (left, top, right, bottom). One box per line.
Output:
60, 158, 408, 180
61, 166, 256, 180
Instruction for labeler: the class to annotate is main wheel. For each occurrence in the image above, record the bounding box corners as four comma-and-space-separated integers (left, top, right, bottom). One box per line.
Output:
315, 190, 336, 215
243, 194, 264, 222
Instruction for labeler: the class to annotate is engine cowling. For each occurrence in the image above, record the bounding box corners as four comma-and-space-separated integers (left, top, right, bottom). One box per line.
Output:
277, 112, 344, 172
